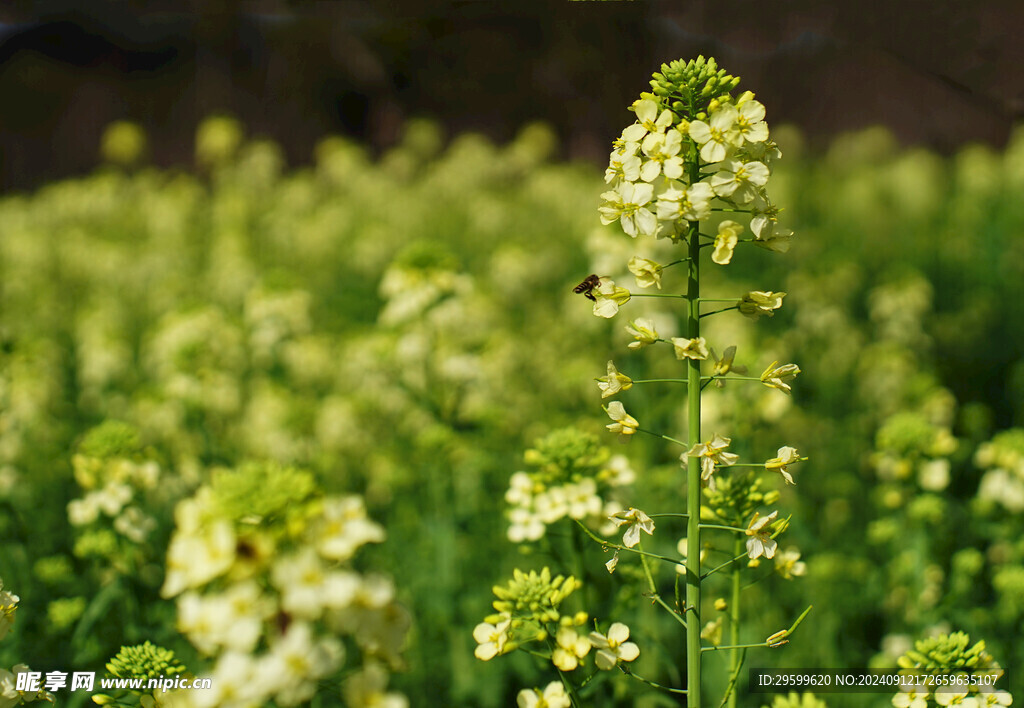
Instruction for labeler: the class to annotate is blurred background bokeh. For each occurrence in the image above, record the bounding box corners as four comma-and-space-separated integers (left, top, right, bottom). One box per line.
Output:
1, 3, 1023, 708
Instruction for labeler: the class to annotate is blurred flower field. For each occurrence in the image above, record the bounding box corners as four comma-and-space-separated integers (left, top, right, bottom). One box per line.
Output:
1, 114, 1024, 707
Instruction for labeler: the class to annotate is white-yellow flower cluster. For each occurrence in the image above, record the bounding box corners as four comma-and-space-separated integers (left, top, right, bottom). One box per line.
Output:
600, 95, 789, 251
161, 465, 408, 708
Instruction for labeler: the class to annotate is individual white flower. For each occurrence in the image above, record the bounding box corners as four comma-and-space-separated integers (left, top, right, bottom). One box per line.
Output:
710, 159, 770, 204
67, 496, 101, 526
688, 106, 740, 163
774, 547, 807, 580
315, 495, 386, 561
564, 479, 602, 519
685, 434, 739, 490
975, 686, 1013, 706
473, 615, 512, 660
534, 486, 569, 524
589, 622, 640, 670
598, 181, 657, 238
933, 688, 979, 707
610, 507, 654, 548
734, 95, 770, 145
621, 98, 673, 143
551, 627, 592, 671
602, 454, 635, 486
765, 446, 801, 485
627, 256, 663, 289
761, 361, 801, 394
259, 622, 342, 706
592, 279, 631, 318
343, 662, 408, 708
517, 681, 571, 708
745, 511, 779, 560
671, 336, 709, 360
655, 181, 714, 223
892, 682, 930, 708
114, 505, 157, 543
712, 220, 744, 265
605, 145, 641, 184
505, 472, 536, 507
162, 519, 236, 598
597, 360, 633, 399
639, 128, 685, 182
604, 402, 638, 440
605, 551, 620, 574
701, 618, 724, 645
739, 290, 785, 319
192, 652, 264, 708
625, 317, 659, 349
272, 548, 328, 619
507, 506, 545, 543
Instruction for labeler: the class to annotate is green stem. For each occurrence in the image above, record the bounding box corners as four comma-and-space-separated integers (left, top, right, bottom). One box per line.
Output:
700, 305, 740, 318
699, 524, 747, 533
631, 378, 689, 385
572, 520, 682, 565
720, 648, 747, 708
701, 552, 749, 580
702, 642, 774, 653
621, 666, 688, 694
636, 428, 688, 448
638, 540, 688, 629
630, 292, 688, 299
685, 145, 703, 707
727, 537, 742, 708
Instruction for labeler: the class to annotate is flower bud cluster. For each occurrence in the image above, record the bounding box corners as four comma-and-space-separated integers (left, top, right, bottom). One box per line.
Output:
160, 461, 408, 708
66, 422, 167, 568
892, 631, 1012, 707
505, 428, 634, 542
974, 428, 1024, 512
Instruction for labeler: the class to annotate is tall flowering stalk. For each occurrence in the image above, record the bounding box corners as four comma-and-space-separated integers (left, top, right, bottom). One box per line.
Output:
592, 57, 807, 706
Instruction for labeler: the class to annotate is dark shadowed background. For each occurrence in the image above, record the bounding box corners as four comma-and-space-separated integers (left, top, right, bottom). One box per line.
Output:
1, 0, 1022, 192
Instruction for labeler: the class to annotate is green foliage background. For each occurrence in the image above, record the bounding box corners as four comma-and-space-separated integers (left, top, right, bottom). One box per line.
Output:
1, 116, 1023, 706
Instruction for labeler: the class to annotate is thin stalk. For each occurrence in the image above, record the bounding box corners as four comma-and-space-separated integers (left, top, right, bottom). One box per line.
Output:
638, 540, 688, 629
685, 146, 703, 707
630, 378, 689, 385
636, 428, 688, 448
727, 537, 742, 708
700, 305, 739, 318
701, 552, 749, 580
621, 667, 688, 694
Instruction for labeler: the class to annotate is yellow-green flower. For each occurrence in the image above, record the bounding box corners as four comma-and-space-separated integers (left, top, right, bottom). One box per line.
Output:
551, 627, 591, 671
761, 361, 800, 394
604, 401, 639, 440
710, 345, 747, 387
610, 507, 655, 548
625, 318, 659, 349
593, 280, 632, 318
590, 622, 640, 670
685, 434, 739, 490
627, 256, 663, 289
712, 220, 744, 265
672, 336, 709, 361
739, 291, 785, 319
473, 615, 512, 660
597, 361, 633, 399
745, 510, 779, 560
765, 446, 801, 485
